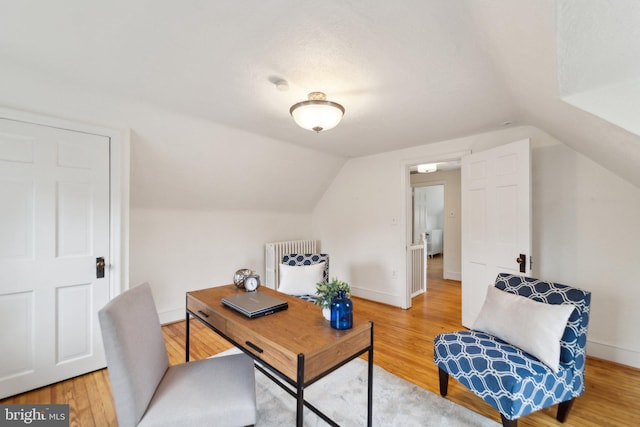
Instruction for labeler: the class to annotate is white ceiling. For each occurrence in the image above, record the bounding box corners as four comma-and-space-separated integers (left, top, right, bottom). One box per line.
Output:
558, 0, 640, 137
1, 0, 639, 185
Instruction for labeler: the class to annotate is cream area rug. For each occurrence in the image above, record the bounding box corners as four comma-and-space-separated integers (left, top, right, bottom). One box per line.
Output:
255, 357, 499, 426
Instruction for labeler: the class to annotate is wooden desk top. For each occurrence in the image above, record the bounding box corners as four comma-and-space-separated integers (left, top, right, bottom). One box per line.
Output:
187, 284, 372, 383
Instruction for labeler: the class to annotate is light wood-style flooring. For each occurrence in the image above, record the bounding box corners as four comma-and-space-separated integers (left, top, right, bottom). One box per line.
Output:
2, 255, 639, 426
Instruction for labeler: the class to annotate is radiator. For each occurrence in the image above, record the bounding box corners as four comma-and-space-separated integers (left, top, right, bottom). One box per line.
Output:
409, 244, 426, 296
265, 239, 318, 289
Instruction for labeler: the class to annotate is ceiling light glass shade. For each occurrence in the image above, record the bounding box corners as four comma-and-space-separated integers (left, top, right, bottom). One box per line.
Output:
417, 163, 438, 173
290, 92, 345, 133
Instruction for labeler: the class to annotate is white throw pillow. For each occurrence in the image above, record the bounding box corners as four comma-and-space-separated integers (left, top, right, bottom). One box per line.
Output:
472, 285, 575, 373
278, 262, 325, 295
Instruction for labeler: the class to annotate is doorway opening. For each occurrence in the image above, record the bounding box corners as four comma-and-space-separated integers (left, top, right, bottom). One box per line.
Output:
402, 152, 466, 308
413, 184, 444, 263
408, 183, 445, 299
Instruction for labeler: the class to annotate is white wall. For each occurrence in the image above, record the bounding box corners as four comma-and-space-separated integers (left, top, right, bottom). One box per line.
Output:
532, 142, 640, 367
313, 125, 640, 367
130, 208, 312, 322
313, 152, 407, 306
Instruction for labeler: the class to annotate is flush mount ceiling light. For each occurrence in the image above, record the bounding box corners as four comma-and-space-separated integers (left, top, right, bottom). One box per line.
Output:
290, 92, 345, 133
417, 163, 438, 173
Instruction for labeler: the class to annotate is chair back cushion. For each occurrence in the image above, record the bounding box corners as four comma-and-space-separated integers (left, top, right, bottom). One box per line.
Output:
279, 262, 325, 295
473, 285, 575, 372
281, 253, 329, 284
98, 283, 170, 427
495, 273, 591, 370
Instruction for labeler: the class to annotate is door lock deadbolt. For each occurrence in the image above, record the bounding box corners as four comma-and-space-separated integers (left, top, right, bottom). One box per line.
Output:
516, 254, 526, 273
96, 257, 106, 278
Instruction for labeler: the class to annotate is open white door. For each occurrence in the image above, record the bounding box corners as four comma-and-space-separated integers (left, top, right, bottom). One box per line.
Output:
0, 118, 110, 398
461, 139, 532, 327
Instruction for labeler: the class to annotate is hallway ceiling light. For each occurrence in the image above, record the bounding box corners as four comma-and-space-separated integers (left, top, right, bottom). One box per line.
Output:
290, 92, 345, 133
417, 163, 438, 173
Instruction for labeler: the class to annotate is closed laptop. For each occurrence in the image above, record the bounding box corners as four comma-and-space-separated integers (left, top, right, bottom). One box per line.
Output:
221, 291, 288, 318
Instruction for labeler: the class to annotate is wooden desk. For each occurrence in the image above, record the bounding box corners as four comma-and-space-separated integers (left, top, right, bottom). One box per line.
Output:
186, 285, 373, 427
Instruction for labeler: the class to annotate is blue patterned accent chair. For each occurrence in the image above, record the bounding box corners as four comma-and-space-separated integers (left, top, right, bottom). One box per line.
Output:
281, 253, 329, 303
434, 273, 591, 427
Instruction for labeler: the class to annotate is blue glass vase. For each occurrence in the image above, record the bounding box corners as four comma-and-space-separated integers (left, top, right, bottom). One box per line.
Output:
330, 290, 353, 330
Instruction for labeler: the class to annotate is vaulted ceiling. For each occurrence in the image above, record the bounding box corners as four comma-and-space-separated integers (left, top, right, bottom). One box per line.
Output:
1, 0, 639, 187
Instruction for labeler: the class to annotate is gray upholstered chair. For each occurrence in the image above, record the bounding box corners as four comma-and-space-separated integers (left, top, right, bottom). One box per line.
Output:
98, 283, 256, 427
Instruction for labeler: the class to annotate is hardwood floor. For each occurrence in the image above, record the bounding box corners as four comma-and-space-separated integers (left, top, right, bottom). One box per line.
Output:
3, 255, 639, 426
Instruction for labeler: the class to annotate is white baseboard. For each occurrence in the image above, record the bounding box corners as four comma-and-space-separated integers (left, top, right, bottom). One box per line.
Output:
351, 286, 405, 308
443, 270, 461, 281
587, 339, 640, 369
159, 307, 185, 325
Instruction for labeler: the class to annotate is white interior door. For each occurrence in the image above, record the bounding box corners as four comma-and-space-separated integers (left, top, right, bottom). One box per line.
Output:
413, 186, 430, 244
461, 139, 532, 327
0, 118, 110, 399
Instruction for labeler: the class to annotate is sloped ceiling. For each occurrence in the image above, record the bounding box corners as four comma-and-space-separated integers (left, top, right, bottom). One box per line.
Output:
558, 0, 640, 137
1, 0, 639, 187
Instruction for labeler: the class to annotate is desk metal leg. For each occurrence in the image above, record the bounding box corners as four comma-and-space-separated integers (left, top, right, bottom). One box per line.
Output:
368, 323, 374, 427
296, 353, 304, 427
185, 311, 190, 362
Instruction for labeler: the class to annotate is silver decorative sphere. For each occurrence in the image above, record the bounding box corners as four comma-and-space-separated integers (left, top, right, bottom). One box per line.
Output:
233, 268, 254, 288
